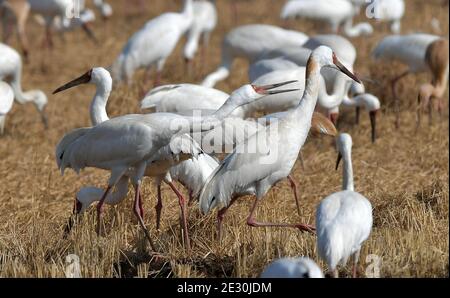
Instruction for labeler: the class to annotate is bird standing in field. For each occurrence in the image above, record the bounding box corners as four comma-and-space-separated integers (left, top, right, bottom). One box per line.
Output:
200, 46, 361, 239
280, 0, 373, 37
202, 24, 308, 88
28, 0, 97, 48
316, 133, 373, 278
54, 67, 299, 250
0, 81, 14, 135
184, 0, 218, 74
373, 33, 449, 128
260, 257, 324, 278
0, 43, 48, 128
112, 0, 194, 86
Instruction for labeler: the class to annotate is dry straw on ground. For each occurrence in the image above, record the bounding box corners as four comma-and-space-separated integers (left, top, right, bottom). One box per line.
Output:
0, 0, 448, 277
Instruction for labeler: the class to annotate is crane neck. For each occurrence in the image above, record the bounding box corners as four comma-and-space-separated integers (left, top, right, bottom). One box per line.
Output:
293, 57, 322, 117
90, 76, 112, 126
318, 74, 351, 110
342, 150, 354, 192
9, 70, 31, 105
181, 0, 193, 21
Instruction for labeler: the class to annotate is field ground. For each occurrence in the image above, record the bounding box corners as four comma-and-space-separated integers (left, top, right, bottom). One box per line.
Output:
0, 0, 448, 277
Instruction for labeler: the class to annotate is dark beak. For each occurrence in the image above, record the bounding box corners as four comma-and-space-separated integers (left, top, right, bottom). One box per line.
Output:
335, 152, 342, 171
333, 54, 361, 84
370, 110, 378, 143
252, 80, 299, 95
53, 70, 92, 94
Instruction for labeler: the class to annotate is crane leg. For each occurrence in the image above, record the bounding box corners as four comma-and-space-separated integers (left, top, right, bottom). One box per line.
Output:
96, 185, 113, 236
167, 182, 191, 253
246, 197, 315, 234
154, 71, 162, 87
390, 70, 409, 129
133, 182, 157, 252
287, 175, 301, 218
216, 197, 238, 242
155, 183, 163, 230
187, 190, 195, 207
352, 249, 361, 278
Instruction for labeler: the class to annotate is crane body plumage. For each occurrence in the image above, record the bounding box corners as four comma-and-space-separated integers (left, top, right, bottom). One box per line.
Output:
260, 257, 324, 278
184, 0, 217, 61
316, 133, 373, 277
202, 24, 308, 87
200, 46, 360, 237
0, 81, 14, 134
112, 0, 193, 84
0, 43, 48, 127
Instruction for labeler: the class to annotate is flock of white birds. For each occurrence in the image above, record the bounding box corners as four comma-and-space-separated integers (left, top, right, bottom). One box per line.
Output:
0, 0, 448, 278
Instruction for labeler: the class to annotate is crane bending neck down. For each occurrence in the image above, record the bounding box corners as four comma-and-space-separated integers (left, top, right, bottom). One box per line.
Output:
336, 134, 354, 192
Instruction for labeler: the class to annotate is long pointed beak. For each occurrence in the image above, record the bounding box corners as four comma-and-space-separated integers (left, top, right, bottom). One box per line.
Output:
370, 110, 378, 143
252, 80, 299, 95
335, 152, 342, 171
333, 55, 361, 84
53, 70, 92, 94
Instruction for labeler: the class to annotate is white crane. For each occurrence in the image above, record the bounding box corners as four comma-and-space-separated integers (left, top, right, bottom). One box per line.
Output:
369, 0, 405, 34
200, 46, 361, 238
373, 34, 449, 128
0, 43, 48, 128
111, 0, 194, 86
201, 24, 308, 88
184, 0, 217, 72
28, 0, 97, 48
140, 83, 236, 116
280, 0, 373, 38
53, 68, 299, 250
249, 34, 360, 121
316, 133, 373, 278
0, 81, 14, 134
260, 257, 324, 278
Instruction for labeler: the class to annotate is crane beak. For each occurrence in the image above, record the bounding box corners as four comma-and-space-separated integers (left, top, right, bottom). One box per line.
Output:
333, 53, 361, 84
335, 152, 342, 171
252, 80, 299, 95
370, 110, 378, 143
53, 70, 92, 94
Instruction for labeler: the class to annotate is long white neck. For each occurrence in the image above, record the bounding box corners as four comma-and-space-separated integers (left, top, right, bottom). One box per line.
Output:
293, 58, 322, 118
342, 150, 354, 191
9, 67, 33, 105
90, 77, 112, 126
179, 0, 194, 31
318, 74, 351, 110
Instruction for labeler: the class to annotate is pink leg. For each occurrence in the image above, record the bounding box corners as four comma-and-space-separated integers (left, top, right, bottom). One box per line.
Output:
154, 71, 162, 87
187, 191, 195, 207
246, 197, 315, 234
167, 182, 191, 252
216, 197, 238, 242
287, 175, 301, 218
133, 183, 157, 251
96, 185, 113, 235
155, 183, 163, 230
